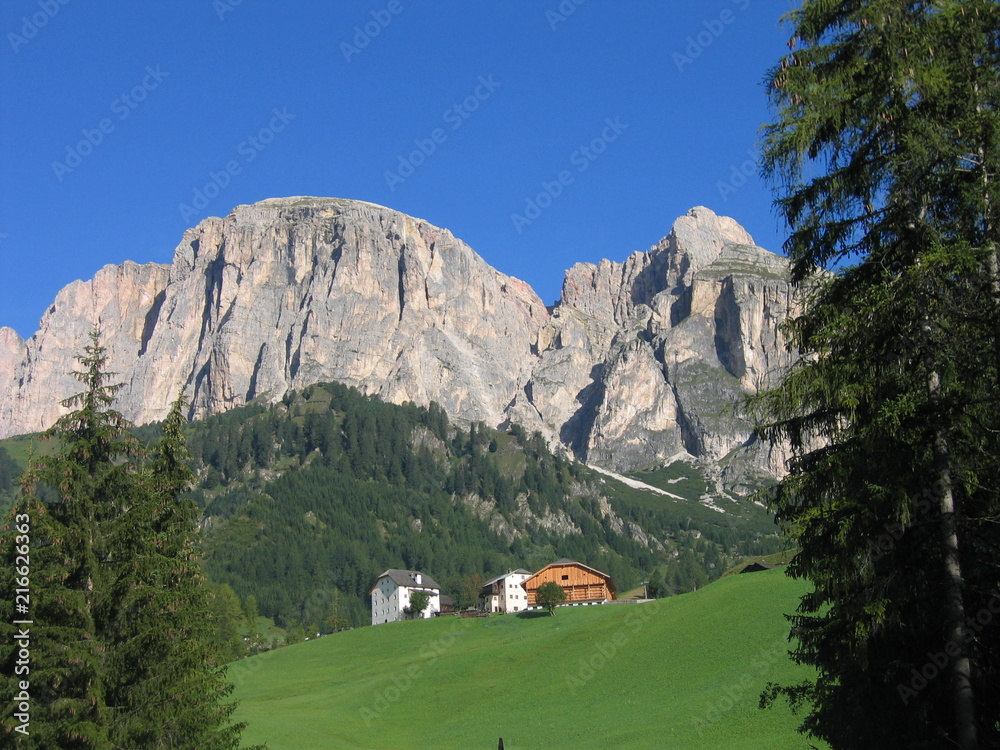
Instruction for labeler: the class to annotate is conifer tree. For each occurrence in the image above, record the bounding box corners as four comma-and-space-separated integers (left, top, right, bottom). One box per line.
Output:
1, 333, 259, 748
755, 3, 1000, 748
104, 395, 253, 749
0, 331, 137, 747
1, 487, 111, 748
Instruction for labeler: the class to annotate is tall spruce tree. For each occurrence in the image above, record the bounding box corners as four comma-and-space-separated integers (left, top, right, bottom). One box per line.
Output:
3, 330, 138, 748
1, 486, 112, 748
104, 396, 254, 748
755, 3, 1000, 748
1, 333, 258, 748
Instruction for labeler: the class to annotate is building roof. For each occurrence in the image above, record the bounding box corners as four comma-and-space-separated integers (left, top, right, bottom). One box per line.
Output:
370, 569, 441, 594
739, 562, 782, 574
534, 559, 613, 580
482, 569, 532, 588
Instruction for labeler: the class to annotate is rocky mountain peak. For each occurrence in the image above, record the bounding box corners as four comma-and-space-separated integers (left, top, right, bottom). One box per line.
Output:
0, 198, 796, 486
670, 206, 756, 265
558, 206, 759, 322
512, 204, 797, 478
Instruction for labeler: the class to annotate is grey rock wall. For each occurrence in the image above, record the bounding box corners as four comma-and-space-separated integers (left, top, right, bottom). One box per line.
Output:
0, 199, 797, 480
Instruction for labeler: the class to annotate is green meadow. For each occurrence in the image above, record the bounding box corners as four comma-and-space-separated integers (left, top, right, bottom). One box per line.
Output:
231, 568, 824, 749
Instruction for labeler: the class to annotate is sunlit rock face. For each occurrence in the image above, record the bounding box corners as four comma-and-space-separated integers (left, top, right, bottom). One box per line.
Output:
512, 205, 797, 474
0, 200, 797, 483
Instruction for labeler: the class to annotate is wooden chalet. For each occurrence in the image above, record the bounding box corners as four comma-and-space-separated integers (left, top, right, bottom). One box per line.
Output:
523, 559, 616, 606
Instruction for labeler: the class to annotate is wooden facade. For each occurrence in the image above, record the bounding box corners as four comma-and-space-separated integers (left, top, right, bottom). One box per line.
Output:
522, 559, 616, 605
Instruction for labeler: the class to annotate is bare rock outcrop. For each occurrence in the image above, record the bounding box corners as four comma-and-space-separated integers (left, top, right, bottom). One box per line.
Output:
0, 199, 796, 483
0, 327, 27, 407
516, 206, 797, 475
0, 262, 171, 435
0, 198, 548, 434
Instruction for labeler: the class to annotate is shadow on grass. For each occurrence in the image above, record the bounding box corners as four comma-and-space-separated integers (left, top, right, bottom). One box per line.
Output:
515, 610, 552, 619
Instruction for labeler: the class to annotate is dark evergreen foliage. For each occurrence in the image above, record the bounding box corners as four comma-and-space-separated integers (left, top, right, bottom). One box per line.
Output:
755, 2, 1000, 747
104, 397, 251, 748
0, 446, 20, 506
0, 334, 258, 749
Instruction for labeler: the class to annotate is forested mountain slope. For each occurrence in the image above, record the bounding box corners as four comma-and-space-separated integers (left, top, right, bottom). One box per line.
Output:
169, 382, 783, 630
2, 381, 784, 634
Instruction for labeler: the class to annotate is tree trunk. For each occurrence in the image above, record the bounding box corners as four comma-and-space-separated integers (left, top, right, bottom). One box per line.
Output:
977, 86, 1000, 398
928, 369, 978, 750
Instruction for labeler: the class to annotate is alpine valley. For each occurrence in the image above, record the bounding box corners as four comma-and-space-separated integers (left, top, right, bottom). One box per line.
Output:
0, 197, 799, 629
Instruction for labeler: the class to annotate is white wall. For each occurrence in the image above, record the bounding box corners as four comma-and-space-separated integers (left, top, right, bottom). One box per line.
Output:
371, 577, 441, 625
401, 587, 440, 619
501, 573, 529, 613
371, 576, 402, 625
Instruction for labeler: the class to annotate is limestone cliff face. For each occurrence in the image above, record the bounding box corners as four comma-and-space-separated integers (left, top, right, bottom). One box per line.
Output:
123, 198, 549, 428
510, 206, 798, 475
0, 262, 172, 436
0, 199, 796, 481
0, 328, 27, 412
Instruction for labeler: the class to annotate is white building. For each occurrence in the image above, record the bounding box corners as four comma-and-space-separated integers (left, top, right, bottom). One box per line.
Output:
480, 569, 531, 614
370, 569, 442, 625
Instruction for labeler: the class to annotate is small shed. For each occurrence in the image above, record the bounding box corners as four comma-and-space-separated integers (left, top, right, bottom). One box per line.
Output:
739, 562, 782, 574
523, 559, 616, 606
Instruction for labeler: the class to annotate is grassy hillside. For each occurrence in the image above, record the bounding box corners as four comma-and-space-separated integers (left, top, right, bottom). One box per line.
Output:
231, 568, 822, 749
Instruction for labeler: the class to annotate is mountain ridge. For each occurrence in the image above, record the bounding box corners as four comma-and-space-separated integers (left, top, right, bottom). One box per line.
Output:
0, 197, 797, 482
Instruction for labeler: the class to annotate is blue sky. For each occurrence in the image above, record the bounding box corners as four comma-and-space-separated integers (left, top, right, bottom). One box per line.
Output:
1, 0, 794, 339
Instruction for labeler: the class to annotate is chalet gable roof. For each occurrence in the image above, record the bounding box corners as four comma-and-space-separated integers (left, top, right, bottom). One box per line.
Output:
531, 559, 613, 581
371, 569, 441, 595
482, 569, 532, 588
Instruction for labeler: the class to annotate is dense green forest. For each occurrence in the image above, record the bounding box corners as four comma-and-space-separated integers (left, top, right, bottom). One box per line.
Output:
0, 447, 19, 507
174, 383, 782, 632
6, 382, 784, 639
